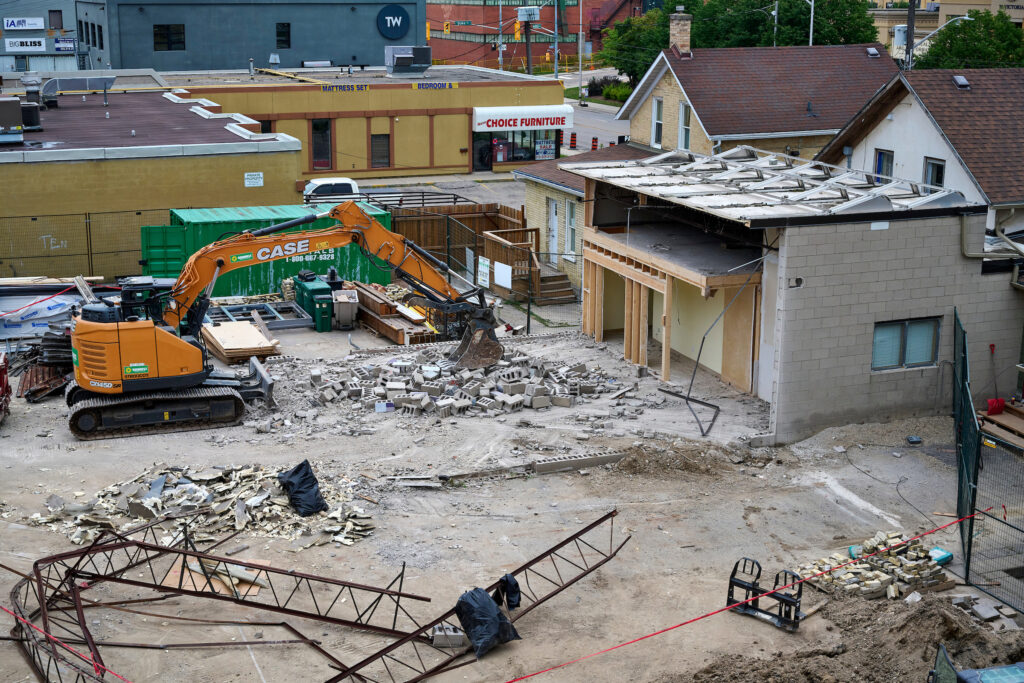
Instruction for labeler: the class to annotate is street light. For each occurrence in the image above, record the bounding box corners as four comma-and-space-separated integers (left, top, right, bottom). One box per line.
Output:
905, 14, 973, 70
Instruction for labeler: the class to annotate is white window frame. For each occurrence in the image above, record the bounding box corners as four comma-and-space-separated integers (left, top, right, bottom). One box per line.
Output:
651, 97, 663, 149
923, 156, 945, 190
678, 101, 691, 150
564, 199, 577, 262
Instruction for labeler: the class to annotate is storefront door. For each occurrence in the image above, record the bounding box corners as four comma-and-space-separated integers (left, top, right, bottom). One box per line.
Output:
472, 133, 492, 172
547, 199, 559, 265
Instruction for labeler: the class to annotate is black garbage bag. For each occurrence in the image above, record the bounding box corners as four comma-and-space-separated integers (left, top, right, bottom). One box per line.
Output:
277, 460, 328, 516
491, 573, 521, 610
454, 587, 521, 659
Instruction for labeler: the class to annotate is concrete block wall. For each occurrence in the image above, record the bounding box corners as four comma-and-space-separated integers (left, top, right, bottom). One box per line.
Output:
768, 213, 1024, 444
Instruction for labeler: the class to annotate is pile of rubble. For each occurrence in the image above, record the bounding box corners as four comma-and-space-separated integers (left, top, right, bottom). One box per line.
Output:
29, 461, 373, 547
797, 530, 952, 599
265, 346, 616, 422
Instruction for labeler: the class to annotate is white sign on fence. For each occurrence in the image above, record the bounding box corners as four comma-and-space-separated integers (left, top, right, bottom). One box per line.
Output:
476, 256, 490, 288
493, 261, 512, 289
244, 172, 264, 187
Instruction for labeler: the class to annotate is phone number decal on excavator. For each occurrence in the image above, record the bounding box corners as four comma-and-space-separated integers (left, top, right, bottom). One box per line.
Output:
256, 239, 310, 261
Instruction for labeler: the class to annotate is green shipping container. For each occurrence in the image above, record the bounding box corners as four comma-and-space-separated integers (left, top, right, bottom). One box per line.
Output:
140, 203, 392, 297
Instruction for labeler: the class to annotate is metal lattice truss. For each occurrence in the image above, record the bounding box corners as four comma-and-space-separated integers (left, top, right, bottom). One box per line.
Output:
8, 510, 628, 683
562, 145, 973, 226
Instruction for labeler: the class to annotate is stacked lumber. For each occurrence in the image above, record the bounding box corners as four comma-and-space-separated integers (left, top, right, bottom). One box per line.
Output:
202, 321, 279, 364
977, 403, 1024, 451
351, 282, 397, 316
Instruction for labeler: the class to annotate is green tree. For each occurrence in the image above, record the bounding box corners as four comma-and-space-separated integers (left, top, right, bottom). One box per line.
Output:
599, 7, 671, 86
914, 9, 1024, 68
696, 0, 877, 47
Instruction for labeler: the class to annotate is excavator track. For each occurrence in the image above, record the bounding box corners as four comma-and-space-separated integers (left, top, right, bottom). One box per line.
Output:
69, 386, 245, 440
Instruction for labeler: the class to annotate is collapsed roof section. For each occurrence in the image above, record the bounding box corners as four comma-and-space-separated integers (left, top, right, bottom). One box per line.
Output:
561, 146, 986, 229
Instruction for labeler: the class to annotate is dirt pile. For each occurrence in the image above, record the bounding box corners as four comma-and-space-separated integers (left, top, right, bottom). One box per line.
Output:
615, 440, 743, 477
688, 594, 1024, 683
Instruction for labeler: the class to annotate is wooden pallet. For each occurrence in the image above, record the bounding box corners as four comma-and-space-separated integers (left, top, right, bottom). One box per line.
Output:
977, 403, 1024, 451
201, 322, 279, 364
352, 282, 397, 317
356, 305, 436, 346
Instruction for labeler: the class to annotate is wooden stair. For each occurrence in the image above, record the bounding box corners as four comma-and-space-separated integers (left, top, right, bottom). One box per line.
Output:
532, 269, 578, 305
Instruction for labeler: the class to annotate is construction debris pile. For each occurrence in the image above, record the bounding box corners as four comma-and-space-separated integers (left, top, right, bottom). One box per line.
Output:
797, 530, 952, 599
28, 461, 373, 547
261, 345, 617, 424
951, 593, 1021, 633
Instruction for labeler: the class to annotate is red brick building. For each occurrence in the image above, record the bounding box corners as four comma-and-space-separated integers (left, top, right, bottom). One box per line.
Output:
426, 0, 646, 69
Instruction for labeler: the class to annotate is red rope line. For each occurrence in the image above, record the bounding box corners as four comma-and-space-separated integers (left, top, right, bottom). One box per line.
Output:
0, 285, 77, 318
506, 507, 990, 682
0, 603, 134, 682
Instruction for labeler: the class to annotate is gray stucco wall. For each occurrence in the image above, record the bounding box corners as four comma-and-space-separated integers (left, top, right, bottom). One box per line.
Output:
767, 212, 1024, 444
1, 0, 79, 71
105, 0, 425, 70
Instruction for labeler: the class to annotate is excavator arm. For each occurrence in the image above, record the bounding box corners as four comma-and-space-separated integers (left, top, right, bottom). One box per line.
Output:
161, 201, 502, 368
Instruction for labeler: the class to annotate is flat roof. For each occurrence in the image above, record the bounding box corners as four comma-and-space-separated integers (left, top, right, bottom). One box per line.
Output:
1, 91, 298, 162
562, 146, 987, 229
601, 224, 761, 278
162, 65, 555, 88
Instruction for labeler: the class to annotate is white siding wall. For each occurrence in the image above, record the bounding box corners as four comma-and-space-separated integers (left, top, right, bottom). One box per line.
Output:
846, 92, 983, 203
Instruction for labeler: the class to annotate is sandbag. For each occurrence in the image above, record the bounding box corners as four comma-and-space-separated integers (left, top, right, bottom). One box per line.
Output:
277, 460, 328, 516
454, 587, 521, 659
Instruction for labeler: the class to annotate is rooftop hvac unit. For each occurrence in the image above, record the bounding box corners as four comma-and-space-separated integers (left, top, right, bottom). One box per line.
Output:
384, 45, 431, 77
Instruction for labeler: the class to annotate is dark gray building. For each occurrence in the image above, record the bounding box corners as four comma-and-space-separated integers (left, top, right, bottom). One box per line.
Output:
75, 0, 425, 70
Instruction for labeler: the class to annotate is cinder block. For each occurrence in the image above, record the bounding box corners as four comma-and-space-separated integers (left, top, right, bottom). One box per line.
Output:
551, 395, 575, 408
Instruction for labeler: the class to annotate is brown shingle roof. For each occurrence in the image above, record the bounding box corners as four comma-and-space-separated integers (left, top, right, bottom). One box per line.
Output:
512, 144, 652, 195
905, 69, 1024, 205
663, 44, 898, 137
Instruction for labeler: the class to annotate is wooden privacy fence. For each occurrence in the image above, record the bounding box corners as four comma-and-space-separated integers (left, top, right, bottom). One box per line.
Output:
481, 228, 541, 300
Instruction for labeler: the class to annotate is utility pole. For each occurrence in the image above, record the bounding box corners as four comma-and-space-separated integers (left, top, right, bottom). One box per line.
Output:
773, 0, 779, 47
525, 20, 533, 74
498, 0, 503, 70
906, 0, 917, 70
579, 0, 585, 106
553, 18, 559, 78
803, 0, 814, 45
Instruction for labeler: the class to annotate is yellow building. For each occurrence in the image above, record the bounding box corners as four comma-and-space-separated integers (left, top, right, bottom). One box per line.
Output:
869, 7, 940, 48
163, 66, 568, 187
0, 89, 301, 278
940, 0, 1024, 27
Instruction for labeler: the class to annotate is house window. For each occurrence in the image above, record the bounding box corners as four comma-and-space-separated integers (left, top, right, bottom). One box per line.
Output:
564, 199, 577, 262
153, 24, 186, 51
90, 23, 97, 48
874, 148, 894, 182
923, 157, 945, 189
678, 102, 691, 150
98, 25, 103, 50
79, 20, 87, 44
651, 97, 663, 148
311, 119, 332, 170
371, 134, 391, 168
871, 318, 940, 370
276, 23, 291, 49
49, 10, 63, 29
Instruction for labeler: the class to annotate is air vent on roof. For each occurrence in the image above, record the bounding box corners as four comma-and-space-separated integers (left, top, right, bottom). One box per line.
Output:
866, 47, 880, 57
953, 75, 970, 90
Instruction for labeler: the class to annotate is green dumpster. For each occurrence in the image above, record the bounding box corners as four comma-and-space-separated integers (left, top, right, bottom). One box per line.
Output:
294, 276, 332, 315
140, 203, 391, 297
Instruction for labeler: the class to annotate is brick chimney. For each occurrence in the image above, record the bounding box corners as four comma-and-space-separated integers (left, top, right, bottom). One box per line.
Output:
670, 6, 693, 56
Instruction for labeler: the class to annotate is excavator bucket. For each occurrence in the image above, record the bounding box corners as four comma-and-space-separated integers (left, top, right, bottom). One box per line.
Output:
449, 325, 504, 369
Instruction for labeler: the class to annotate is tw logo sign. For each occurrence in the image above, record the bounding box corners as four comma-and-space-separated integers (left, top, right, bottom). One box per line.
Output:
376, 4, 410, 39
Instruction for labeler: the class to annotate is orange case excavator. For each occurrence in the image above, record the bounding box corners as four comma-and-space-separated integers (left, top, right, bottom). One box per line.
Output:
68, 201, 502, 439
